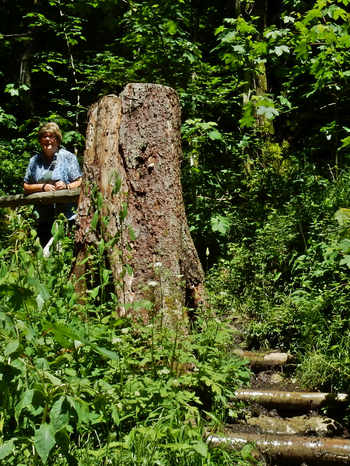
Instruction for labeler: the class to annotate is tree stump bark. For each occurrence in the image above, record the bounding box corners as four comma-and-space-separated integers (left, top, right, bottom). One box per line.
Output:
73, 83, 204, 324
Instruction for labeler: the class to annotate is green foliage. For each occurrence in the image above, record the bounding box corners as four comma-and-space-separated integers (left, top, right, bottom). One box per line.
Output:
0, 211, 251, 465
208, 167, 350, 392
2, 0, 350, 426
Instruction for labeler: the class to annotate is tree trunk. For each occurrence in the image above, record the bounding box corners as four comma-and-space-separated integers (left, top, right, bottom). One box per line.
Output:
73, 84, 204, 324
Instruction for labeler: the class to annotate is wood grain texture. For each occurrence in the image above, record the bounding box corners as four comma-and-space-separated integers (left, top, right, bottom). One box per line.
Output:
73, 84, 204, 323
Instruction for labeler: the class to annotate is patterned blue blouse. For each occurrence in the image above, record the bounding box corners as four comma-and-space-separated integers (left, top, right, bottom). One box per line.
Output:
24, 147, 82, 222
24, 147, 82, 185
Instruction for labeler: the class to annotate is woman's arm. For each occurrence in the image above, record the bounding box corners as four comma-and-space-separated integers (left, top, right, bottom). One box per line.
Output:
24, 182, 55, 193
24, 177, 82, 193
54, 177, 82, 190
67, 177, 82, 190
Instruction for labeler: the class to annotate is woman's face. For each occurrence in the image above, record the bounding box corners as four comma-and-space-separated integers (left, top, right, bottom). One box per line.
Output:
39, 132, 59, 158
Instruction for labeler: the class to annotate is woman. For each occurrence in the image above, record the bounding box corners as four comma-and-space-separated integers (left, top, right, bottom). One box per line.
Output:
24, 122, 82, 246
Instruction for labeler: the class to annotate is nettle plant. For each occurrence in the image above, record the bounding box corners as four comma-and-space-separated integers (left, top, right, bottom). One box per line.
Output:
0, 209, 251, 465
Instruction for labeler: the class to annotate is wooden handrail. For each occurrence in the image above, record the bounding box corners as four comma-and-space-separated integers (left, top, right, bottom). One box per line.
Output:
0, 188, 80, 208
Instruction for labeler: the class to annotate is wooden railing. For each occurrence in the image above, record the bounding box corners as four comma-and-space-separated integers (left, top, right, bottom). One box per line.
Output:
0, 188, 80, 208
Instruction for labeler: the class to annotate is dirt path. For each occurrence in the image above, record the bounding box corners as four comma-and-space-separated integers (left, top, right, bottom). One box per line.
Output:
208, 349, 350, 465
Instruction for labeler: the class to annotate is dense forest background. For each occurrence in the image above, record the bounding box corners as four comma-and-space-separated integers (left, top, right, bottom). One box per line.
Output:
1, 0, 350, 464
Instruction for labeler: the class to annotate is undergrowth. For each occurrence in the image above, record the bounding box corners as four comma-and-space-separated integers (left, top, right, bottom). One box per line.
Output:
207, 168, 350, 394
0, 209, 253, 465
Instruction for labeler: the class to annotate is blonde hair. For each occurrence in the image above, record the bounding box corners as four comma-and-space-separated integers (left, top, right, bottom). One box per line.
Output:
38, 122, 62, 145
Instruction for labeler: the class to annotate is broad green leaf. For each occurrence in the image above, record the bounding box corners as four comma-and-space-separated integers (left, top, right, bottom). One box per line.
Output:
34, 423, 56, 464
15, 389, 34, 423
0, 284, 35, 309
28, 278, 50, 302
241, 444, 255, 460
41, 370, 62, 386
208, 129, 223, 141
192, 441, 208, 457
67, 396, 90, 427
256, 105, 279, 119
338, 239, 350, 253
340, 255, 350, 268
4, 339, 19, 357
102, 268, 110, 285
272, 45, 290, 56
88, 286, 100, 299
0, 438, 16, 460
50, 397, 69, 433
334, 208, 350, 226
278, 95, 292, 109
50, 322, 84, 343
166, 20, 177, 35
92, 344, 119, 361
283, 15, 295, 24
210, 215, 231, 235
340, 136, 350, 150
232, 45, 245, 54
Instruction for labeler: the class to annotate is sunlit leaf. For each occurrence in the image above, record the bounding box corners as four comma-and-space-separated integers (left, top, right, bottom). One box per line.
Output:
0, 439, 16, 460
34, 423, 56, 464
210, 215, 231, 235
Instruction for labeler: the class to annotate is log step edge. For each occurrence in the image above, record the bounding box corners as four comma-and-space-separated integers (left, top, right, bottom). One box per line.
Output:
233, 349, 291, 367
234, 389, 349, 410
207, 432, 350, 464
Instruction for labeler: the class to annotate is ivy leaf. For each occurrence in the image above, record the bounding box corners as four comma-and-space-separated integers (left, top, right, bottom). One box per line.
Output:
34, 423, 56, 464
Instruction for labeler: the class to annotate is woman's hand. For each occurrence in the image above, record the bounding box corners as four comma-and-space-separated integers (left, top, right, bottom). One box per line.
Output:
54, 180, 67, 190
43, 184, 56, 192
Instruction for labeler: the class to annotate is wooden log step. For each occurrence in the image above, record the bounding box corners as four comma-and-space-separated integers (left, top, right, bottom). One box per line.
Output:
0, 188, 80, 207
235, 389, 348, 410
207, 432, 350, 464
233, 349, 291, 368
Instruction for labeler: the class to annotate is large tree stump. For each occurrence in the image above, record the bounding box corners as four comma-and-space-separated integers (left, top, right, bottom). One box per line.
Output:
73, 83, 204, 324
